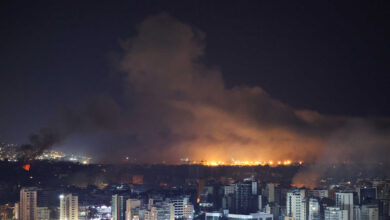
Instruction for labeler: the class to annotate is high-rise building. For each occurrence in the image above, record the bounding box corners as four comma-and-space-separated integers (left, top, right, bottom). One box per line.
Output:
145, 202, 174, 220
20, 187, 38, 220
224, 185, 235, 196
112, 195, 125, 220
354, 205, 361, 220
170, 197, 190, 218
308, 198, 320, 220
14, 203, 19, 220
205, 212, 273, 220
242, 178, 257, 196
307, 190, 328, 199
358, 188, 377, 205
59, 194, 78, 220
286, 189, 306, 220
258, 195, 262, 211
183, 204, 194, 220
36, 207, 50, 220
226, 213, 273, 220
335, 192, 353, 220
324, 207, 348, 220
126, 199, 141, 220
266, 184, 275, 203
361, 204, 379, 220
234, 182, 253, 214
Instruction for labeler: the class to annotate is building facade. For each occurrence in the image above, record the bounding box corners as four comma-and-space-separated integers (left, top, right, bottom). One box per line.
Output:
60, 194, 78, 220
20, 187, 38, 220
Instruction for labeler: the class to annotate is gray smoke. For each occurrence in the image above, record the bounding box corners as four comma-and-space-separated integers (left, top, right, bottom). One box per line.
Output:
31, 13, 390, 166
18, 128, 61, 161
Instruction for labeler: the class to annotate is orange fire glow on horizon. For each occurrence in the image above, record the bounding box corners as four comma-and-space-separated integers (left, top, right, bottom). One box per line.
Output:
183, 159, 302, 167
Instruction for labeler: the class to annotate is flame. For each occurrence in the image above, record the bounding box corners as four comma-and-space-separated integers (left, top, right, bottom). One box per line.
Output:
198, 159, 301, 166
22, 164, 31, 171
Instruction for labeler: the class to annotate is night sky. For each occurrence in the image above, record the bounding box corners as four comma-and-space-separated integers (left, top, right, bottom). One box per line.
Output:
1, 1, 389, 162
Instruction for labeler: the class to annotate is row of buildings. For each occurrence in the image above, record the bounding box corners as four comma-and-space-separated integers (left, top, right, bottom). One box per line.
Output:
8, 176, 390, 220
13, 187, 195, 220
199, 177, 390, 220
15, 188, 78, 220
112, 194, 194, 220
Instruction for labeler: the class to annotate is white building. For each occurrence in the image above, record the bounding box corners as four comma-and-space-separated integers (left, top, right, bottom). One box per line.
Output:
265, 184, 275, 203
112, 195, 125, 220
205, 212, 272, 220
307, 190, 328, 199
14, 203, 19, 220
335, 192, 353, 220
60, 194, 78, 220
361, 204, 379, 220
308, 198, 320, 220
258, 195, 262, 211
170, 197, 190, 219
20, 187, 38, 220
145, 203, 174, 220
205, 212, 222, 220
286, 189, 306, 220
224, 185, 235, 195
126, 199, 141, 220
183, 204, 194, 220
36, 207, 50, 220
324, 207, 348, 220
227, 213, 273, 220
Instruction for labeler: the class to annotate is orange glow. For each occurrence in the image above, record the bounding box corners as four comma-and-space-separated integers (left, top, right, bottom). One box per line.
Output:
198, 159, 302, 167
22, 164, 31, 171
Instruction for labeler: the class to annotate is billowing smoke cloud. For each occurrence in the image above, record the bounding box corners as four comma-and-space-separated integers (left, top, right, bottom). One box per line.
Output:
42, 13, 390, 172
18, 128, 61, 161
115, 13, 390, 163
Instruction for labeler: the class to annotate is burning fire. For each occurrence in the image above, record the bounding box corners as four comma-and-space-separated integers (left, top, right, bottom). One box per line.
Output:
22, 164, 31, 171
187, 159, 301, 167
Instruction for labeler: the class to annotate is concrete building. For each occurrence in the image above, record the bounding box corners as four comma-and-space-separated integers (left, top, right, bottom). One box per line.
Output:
36, 207, 50, 220
14, 203, 19, 220
205, 212, 273, 220
286, 189, 306, 220
234, 182, 253, 214
170, 197, 191, 219
183, 203, 194, 220
60, 194, 78, 220
361, 204, 379, 220
20, 187, 38, 220
112, 195, 125, 220
335, 192, 353, 220
224, 185, 235, 196
308, 198, 320, 220
307, 190, 329, 199
227, 213, 273, 220
126, 199, 141, 220
324, 207, 348, 220
145, 202, 174, 220
265, 184, 275, 203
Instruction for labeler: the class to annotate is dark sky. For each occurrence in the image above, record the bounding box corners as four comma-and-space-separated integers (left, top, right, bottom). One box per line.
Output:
0, 0, 389, 156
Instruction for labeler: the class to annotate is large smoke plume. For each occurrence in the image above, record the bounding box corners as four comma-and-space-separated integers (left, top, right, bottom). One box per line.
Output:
17, 128, 61, 161
22, 13, 390, 178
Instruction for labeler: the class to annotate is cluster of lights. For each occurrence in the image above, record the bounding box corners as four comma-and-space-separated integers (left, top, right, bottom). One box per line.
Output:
197, 160, 303, 167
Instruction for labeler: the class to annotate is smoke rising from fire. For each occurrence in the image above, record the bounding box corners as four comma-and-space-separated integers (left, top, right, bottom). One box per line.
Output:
18, 128, 61, 161
115, 13, 390, 164
24, 13, 390, 175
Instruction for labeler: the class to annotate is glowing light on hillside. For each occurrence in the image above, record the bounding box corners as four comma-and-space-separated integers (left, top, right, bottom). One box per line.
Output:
197, 159, 302, 167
